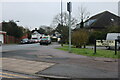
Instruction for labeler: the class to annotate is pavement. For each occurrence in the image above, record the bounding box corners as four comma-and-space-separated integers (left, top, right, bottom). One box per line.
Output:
1, 43, 119, 79
2, 58, 55, 74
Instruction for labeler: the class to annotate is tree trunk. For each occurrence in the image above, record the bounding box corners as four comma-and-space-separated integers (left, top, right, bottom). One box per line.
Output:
61, 43, 63, 46
76, 45, 82, 48
83, 45, 86, 48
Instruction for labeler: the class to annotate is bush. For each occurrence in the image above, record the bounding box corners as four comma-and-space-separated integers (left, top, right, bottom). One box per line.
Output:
89, 30, 107, 44
72, 29, 89, 48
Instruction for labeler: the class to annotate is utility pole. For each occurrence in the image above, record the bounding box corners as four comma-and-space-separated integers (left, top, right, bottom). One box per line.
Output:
60, 0, 63, 46
67, 2, 72, 53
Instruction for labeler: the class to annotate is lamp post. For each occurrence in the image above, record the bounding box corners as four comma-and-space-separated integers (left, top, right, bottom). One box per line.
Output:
67, 2, 72, 53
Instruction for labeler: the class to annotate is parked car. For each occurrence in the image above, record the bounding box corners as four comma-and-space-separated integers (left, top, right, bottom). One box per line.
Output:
39, 37, 51, 45
38, 39, 41, 43
20, 38, 30, 44
0, 41, 2, 46
0, 38, 2, 46
31, 38, 39, 43
106, 33, 120, 49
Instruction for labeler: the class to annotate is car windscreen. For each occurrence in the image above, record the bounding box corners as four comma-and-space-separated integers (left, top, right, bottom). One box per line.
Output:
22, 39, 28, 41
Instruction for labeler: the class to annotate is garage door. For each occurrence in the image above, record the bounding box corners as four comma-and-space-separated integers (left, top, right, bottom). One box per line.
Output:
0, 34, 4, 44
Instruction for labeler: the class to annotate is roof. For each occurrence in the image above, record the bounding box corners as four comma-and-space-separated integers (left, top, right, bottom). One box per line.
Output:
0, 31, 6, 34
31, 29, 44, 34
84, 11, 120, 29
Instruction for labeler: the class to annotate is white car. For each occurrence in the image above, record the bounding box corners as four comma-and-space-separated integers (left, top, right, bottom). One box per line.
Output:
106, 33, 120, 49
39, 36, 51, 45
0, 39, 2, 46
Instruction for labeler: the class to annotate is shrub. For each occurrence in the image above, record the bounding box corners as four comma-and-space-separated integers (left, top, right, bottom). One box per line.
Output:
72, 29, 89, 48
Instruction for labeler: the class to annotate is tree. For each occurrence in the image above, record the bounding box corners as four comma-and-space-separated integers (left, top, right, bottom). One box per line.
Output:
52, 12, 78, 28
39, 25, 53, 35
55, 24, 69, 44
77, 5, 90, 28
44, 27, 53, 35
89, 30, 107, 44
88, 24, 120, 44
24, 27, 31, 39
38, 27, 45, 34
2, 20, 31, 38
72, 29, 89, 48
2, 20, 24, 38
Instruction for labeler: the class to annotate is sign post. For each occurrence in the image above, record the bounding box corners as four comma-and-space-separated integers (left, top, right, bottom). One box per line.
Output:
94, 39, 96, 54
95, 40, 118, 55
67, 2, 72, 53
115, 40, 117, 55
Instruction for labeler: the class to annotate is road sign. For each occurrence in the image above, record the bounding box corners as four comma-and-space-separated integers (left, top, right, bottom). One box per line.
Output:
96, 40, 115, 46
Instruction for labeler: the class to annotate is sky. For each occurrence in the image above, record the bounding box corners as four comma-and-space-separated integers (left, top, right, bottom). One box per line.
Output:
0, 0, 119, 30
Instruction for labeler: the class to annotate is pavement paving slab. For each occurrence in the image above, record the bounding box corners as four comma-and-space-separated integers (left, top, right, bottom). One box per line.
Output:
2, 58, 55, 74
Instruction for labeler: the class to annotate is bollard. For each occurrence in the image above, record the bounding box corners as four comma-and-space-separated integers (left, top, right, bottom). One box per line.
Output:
115, 40, 117, 55
94, 39, 96, 54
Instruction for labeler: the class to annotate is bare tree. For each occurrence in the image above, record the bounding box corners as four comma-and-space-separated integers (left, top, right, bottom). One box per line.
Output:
77, 5, 90, 28
39, 25, 53, 35
52, 12, 78, 28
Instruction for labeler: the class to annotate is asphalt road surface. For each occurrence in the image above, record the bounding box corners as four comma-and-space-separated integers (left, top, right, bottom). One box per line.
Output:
1, 70, 39, 78
1, 43, 119, 80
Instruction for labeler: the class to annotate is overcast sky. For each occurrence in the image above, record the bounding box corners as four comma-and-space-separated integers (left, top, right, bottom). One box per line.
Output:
1, 1, 119, 30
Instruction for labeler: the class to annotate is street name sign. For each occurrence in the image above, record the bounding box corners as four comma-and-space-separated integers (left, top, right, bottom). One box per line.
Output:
96, 40, 115, 46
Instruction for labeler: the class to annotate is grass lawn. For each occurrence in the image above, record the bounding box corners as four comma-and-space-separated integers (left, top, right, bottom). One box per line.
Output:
56, 46, 120, 59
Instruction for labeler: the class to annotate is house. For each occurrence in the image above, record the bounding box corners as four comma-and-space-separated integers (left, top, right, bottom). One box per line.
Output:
31, 28, 45, 39
31, 31, 42, 39
0, 31, 6, 44
0, 23, 7, 44
76, 11, 120, 30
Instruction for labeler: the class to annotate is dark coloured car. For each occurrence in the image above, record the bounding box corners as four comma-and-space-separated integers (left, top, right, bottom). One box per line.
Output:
20, 38, 30, 44
0, 41, 2, 46
39, 37, 51, 45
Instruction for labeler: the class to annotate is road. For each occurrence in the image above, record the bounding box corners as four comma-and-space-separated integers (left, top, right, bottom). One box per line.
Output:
1, 43, 119, 80
1, 70, 39, 78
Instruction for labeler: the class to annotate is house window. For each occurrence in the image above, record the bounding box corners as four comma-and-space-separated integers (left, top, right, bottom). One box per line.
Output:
84, 19, 97, 27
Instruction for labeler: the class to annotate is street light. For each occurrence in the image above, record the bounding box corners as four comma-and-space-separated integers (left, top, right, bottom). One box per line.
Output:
67, 2, 72, 53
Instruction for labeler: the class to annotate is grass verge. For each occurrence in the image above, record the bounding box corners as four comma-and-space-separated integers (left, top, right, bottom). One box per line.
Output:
56, 46, 120, 59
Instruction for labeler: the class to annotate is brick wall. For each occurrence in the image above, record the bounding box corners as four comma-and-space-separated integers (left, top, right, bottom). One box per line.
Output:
4, 35, 20, 44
